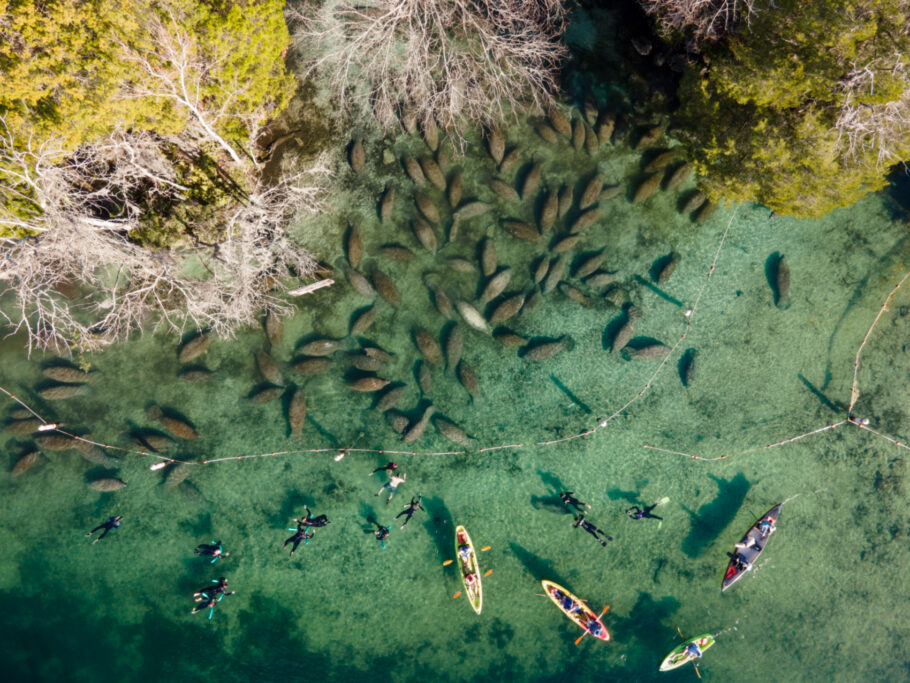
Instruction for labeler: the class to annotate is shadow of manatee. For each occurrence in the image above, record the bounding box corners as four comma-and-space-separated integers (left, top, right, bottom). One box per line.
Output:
681, 473, 751, 558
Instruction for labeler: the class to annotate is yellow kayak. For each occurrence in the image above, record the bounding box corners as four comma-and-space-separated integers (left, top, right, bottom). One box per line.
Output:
454, 525, 482, 614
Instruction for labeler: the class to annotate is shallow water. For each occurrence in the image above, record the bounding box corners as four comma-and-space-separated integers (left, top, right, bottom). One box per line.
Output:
2, 104, 910, 682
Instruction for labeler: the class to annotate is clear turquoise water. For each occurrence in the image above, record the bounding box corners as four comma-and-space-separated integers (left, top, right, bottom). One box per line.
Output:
2, 100, 910, 682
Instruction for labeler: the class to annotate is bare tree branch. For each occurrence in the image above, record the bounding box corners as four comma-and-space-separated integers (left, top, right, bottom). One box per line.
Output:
639, 0, 758, 43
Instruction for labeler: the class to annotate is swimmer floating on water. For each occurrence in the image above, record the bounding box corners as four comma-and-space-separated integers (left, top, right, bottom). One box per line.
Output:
573, 515, 613, 547
192, 577, 235, 619
296, 505, 330, 528
85, 515, 123, 545
560, 492, 591, 512
375, 471, 406, 504
366, 520, 391, 549
194, 540, 229, 563
283, 522, 314, 557
369, 462, 398, 477
396, 493, 425, 529
626, 503, 663, 521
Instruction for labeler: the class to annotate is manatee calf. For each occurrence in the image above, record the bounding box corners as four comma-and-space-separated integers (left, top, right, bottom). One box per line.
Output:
250, 385, 283, 404
522, 337, 574, 361
774, 254, 791, 309
348, 376, 391, 393
148, 406, 198, 439
178, 333, 212, 363
89, 478, 127, 492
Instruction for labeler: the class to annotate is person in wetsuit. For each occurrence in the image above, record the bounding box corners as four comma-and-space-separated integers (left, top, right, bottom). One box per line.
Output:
85, 515, 123, 545
194, 540, 229, 563
573, 515, 613, 547
296, 505, 330, 528
283, 521, 314, 557
560, 492, 591, 512
366, 520, 391, 549
626, 502, 663, 521
191, 577, 235, 619
396, 493, 425, 529
369, 462, 398, 477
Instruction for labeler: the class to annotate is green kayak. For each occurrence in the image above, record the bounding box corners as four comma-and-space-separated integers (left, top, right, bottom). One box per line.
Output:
659, 633, 715, 671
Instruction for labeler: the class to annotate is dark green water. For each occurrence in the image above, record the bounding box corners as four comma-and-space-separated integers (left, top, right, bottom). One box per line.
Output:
2, 102, 910, 682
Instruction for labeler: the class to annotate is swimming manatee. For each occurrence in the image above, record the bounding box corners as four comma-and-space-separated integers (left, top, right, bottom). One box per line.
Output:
293, 357, 333, 376
455, 301, 490, 334
486, 126, 505, 164
774, 254, 791, 309
522, 336, 574, 361
434, 417, 475, 448
38, 384, 85, 400
456, 361, 481, 399
250, 385, 283, 404
43, 366, 94, 383
256, 351, 283, 385
479, 268, 512, 304
402, 404, 436, 443
420, 156, 446, 191
89, 478, 127, 492
288, 388, 307, 436
348, 139, 365, 173
298, 339, 342, 356
348, 376, 391, 393
11, 450, 40, 477
414, 329, 444, 366
147, 406, 199, 439
372, 270, 401, 307
178, 333, 212, 363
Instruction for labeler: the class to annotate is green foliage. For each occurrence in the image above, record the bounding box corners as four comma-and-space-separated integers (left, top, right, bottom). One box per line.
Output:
676, 0, 910, 218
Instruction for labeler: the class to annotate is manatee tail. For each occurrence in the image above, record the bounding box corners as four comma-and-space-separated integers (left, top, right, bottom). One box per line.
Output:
147, 406, 162, 421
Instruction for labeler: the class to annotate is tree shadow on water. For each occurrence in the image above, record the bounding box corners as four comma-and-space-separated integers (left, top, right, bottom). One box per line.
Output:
680, 473, 751, 558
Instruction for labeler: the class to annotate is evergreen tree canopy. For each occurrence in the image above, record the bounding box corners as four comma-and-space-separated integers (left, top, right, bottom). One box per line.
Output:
675, 0, 910, 218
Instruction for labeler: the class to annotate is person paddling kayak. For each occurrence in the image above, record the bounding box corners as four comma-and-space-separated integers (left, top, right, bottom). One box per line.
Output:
396, 493, 425, 529
573, 515, 612, 547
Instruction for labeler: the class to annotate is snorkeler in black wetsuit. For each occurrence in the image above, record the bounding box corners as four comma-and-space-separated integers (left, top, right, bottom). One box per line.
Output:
297, 505, 330, 528
396, 493, 425, 529
626, 503, 663, 521
85, 515, 123, 545
366, 520, 391, 549
194, 540, 229, 563
560, 492, 591, 512
191, 577, 235, 618
283, 522, 314, 557
369, 462, 398, 477
573, 515, 613, 547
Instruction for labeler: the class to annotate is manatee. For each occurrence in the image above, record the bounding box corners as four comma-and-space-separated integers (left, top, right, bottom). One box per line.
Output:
490, 179, 520, 203
288, 388, 307, 436
372, 270, 401, 306
420, 117, 439, 151
633, 174, 661, 203
265, 310, 283, 345
523, 287, 541, 311
569, 208, 599, 235
486, 126, 505, 164
400, 108, 417, 134
5, 418, 41, 434
361, 346, 392, 362
349, 139, 365, 173
489, 294, 525, 324
424, 275, 454, 319
522, 337, 574, 361
694, 201, 717, 223
580, 177, 603, 210
583, 98, 598, 126
89, 478, 126, 492
539, 190, 558, 233
557, 185, 573, 218
542, 257, 565, 294
548, 108, 572, 138
480, 238, 497, 276
584, 270, 617, 288
347, 269, 376, 298
501, 220, 539, 243
571, 117, 586, 151
346, 225, 363, 268
645, 150, 675, 172
536, 122, 558, 144
43, 366, 94, 383
682, 191, 706, 214
375, 384, 407, 412
552, 235, 581, 254
417, 361, 432, 395
293, 357, 333, 376
635, 124, 664, 150
12, 451, 40, 477
256, 351, 283, 385
600, 185, 623, 201
378, 244, 414, 262
500, 147, 521, 174
665, 164, 691, 190
178, 333, 211, 363
480, 268, 512, 304
447, 170, 463, 208
348, 376, 390, 392
434, 417, 475, 448
165, 463, 191, 488
584, 123, 598, 153
415, 191, 440, 224
774, 255, 791, 309
415, 329, 444, 366
494, 329, 528, 347
7, 408, 31, 420
558, 282, 591, 306
420, 156, 446, 191
436, 139, 451, 170
655, 252, 679, 285
148, 406, 199, 439
623, 344, 670, 360
444, 325, 464, 371
379, 186, 395, 223
251, 385, 283, 404
403, 155, 426, 186
298, 339, 341, 356
137, 432, 174, 452
402, 404, 436, 443
79, 446, 120, 468
452, 201, 489, 221
573, 251, 606, 278
455, 301, 490, 334
603, 285, 630, 307
412, 218, 438, 254
351, 307, 377, 336
521, 162, 542, 200
350, 354, 386, 372
453, 363, 480, 402
38, 383, 84, 400
35, 434, 74, 451
595, 112, 615, 144
612, 307, 642, 354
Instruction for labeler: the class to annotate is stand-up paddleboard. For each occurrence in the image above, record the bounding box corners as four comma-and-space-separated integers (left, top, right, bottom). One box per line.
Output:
455, 525, 482, 614
722, 503, 782, 591
659, 633, 715, 671
541, 580, 609, 641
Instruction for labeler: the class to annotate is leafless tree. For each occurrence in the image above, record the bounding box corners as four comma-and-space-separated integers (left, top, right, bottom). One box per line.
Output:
0, 117, 331, 354
639, 0, 758, 43
289, 0, 568, 136
835, 54, 910, 167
